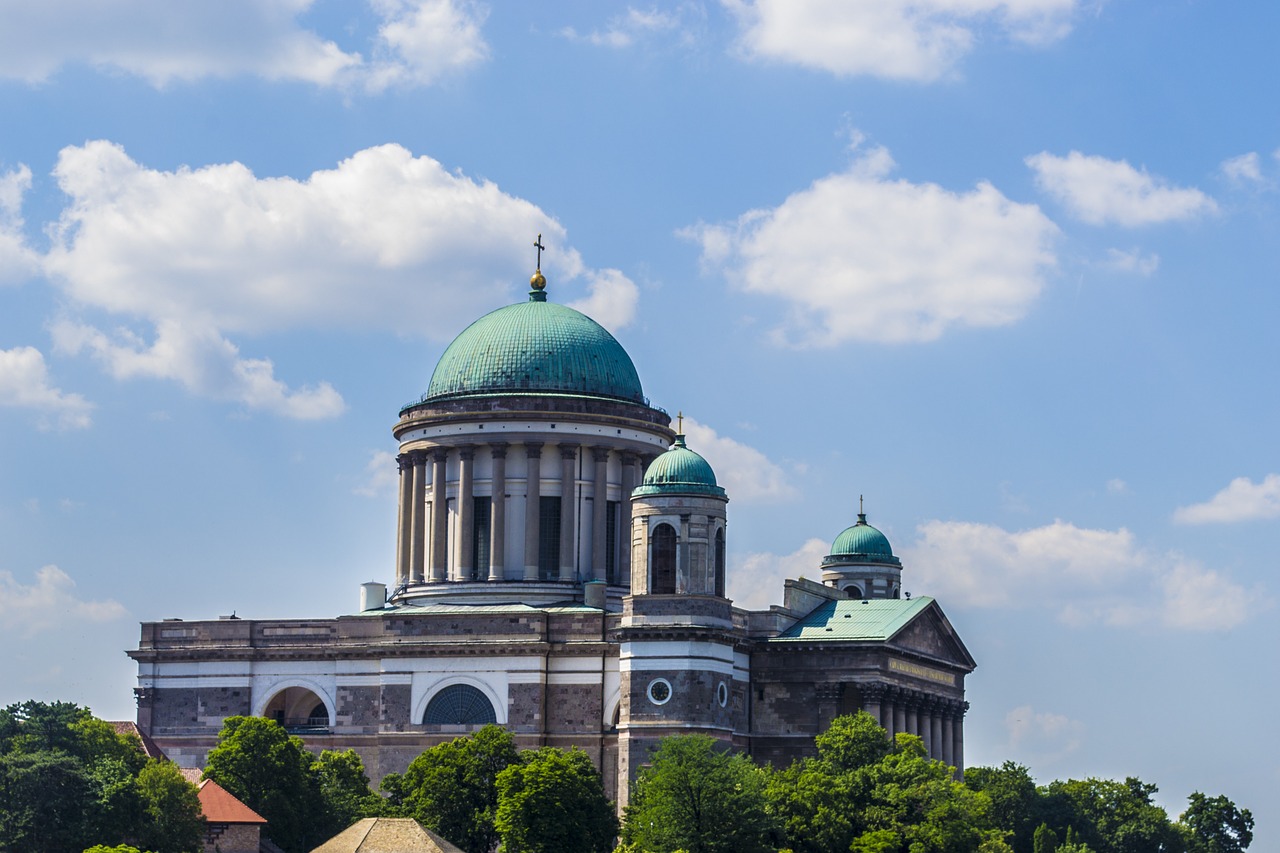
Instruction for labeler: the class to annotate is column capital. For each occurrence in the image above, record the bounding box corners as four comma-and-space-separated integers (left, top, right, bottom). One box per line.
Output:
860, 682, 886, 702
559, 444, 579, 460
621, 452, 640, 467
430, 448, 448, 463
411, 450, 429, 465
525, 442, 544, 459
458, 446, 476, 461
490, 441, 509, 459
591, 445, 610, 462
397, 453, 414, 471
814, 683, 842, 703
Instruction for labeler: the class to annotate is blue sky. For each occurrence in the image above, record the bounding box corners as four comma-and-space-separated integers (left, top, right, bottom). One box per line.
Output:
0, 0, 1275, 841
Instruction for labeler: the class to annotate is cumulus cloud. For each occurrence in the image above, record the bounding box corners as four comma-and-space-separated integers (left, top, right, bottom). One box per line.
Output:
682, 417, 799, 504
723, 0, 1078, 82
683, 146, 1058, 345
0, 565, 126, 636
1004, 704, 1085, 765
566, 269, 640, 331
1027, 151, 1218, 226
730, 537, 829, 609
1102, 247, 1159, 277
0, 166, 41, 285
0, 346, 93, 429
39, 141, 622, 415
1220, 152, 1264, 185
1173, 474, 1280, 524
904, 519, 1256, 631
0, 0, 487, 91
562, 6, 685, 48
355, 450, 400, 497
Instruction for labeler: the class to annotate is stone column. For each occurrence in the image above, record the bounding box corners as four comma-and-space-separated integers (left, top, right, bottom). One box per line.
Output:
815, 683, 842, 733
920, 698, 933, 756
953, 702, 968, 778
861, 683, 884, 731
395, 454, 413, 584
881, 689, 897, 736
559, 445, 578, 582
942, 705, 955, 767
489, 444, 507, 582
930, 703, 944, 761
409, 452, 427, 583
905, 699, 918, 741
457, 447, 475, 581
429, 449, 449, 582
523, 444, 542, 580
619, 453, 638, 585
893, 691, 906, 737
590, 447, 609, 581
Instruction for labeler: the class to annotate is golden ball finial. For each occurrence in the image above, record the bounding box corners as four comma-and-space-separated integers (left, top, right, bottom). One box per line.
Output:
530, 269, 546, 290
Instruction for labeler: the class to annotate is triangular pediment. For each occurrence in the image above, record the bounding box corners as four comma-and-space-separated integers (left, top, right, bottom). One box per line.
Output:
887, 600, 976, 671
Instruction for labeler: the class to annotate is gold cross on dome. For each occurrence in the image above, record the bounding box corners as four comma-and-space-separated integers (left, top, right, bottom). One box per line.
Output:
677, 411, 684, 433
533, 234, 545, 270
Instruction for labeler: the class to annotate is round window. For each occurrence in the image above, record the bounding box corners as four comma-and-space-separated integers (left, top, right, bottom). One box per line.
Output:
717, 682, 729, 708
647, 678, 672, 705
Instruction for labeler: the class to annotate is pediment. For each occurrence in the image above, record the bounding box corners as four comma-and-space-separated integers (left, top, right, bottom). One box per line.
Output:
887, 601, 976, 671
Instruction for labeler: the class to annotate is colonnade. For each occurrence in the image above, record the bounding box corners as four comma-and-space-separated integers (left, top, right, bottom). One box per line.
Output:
815, 681, 968, 770
394, 441, 656, 587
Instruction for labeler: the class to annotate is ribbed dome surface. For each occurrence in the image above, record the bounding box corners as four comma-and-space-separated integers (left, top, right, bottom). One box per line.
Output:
425, 295, 644, 403
633, 436, 727, 498
830, 516, 895, 558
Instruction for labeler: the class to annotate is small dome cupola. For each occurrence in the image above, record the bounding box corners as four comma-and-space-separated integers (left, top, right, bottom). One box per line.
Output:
633, 434, 726, 499
820, 499, 903, 600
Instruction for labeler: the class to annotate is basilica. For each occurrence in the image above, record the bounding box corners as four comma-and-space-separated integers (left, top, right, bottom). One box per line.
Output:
129, 257, 976, 805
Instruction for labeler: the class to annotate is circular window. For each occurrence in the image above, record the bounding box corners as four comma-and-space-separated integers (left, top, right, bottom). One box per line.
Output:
647, 678, 672, 705
717, 682, 729, 708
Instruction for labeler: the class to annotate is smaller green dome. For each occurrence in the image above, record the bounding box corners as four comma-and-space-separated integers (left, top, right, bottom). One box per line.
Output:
825, 514, 901, 566
632, 436, 727, 498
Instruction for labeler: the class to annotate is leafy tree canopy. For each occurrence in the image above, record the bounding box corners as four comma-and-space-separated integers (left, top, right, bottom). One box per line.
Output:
494, 746, 618, 853
1180, 792, 1254, 853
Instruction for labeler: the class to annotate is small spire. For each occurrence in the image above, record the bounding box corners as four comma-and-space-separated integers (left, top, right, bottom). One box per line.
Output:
529, 233, 547, 299
857, 494, 867, 525
677, 411, 684, 434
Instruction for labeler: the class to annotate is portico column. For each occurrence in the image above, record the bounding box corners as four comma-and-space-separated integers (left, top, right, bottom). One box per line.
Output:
953, 701, 968, 779
489, 444, 507, 582
905, 696, 918, 741
590, 447, 609, 581
619, 453, 638, 585
930, 702, 944, 761
920, 698, 933, 756
881, 688, 897, 736
942, 703, 955, 767
457, 447, 475, 581
429, 449, 449, 582
409, 452, 427, 583
559, 445, 578, 582
395, 454, 413, 585
893, 690, 906, 737
523, 444, 542, 580
861, 683, 883, 730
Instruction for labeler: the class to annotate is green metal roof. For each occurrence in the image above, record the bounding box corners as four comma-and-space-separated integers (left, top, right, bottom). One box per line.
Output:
632, 436, 727, 498
424, 292, 644, 404
771, 596, 933, 642
824, 514, 899, 565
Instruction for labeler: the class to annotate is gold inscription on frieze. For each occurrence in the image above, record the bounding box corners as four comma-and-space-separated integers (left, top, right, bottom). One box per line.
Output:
889, 658, 955, 686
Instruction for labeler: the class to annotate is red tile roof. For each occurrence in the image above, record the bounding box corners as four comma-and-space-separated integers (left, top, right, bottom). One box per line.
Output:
176, 768, 267, 826
106, 720, 167, 760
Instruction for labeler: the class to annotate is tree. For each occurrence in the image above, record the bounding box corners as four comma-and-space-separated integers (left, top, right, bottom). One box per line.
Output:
381, 724, 520, 853
622, 734, 776, 853
1044, 777, 1181, 853
966, 762, 1039, 852
1180, 792, 1253, 853
813, 711, 891, 773
204, 716, 327, 853
135, 760, 203, 853
1033, 822, 1059, 853
312, 748, 386, 833
494, 746, 618, 853
0, 749, 94, 853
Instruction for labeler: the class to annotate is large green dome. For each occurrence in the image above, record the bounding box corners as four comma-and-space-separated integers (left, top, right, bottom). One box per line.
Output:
826, 514, 900, 565
425, 293, 644, 403
633, 436, 727, 498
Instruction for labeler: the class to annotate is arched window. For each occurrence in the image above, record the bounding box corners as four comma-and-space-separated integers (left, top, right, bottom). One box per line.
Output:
714, 528, 726, 598
845, 585, 864, 599
424, 684, 496, 726
307, 702, 328, 726
650, 523, 677, 594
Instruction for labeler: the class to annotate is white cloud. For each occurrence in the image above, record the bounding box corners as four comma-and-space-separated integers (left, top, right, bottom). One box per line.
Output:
682, 417, 799, 504
730, 537, 829, 609
1027, 151, 1218, 226
0, 565, 126, 636
1105, 478, 1128, 494
563, 6, 684, 48
0, 0, 486, 91
903, 519, 1257, 631
356, 450, 400, 497
566, 269, 640, 331
1220, 152, 1263, 185
723, 0, 1078, 82
40, 141, 622, 415
51, 319, 344, 419
1174, 474, 1280, 524
683, 146, 1058, 345
0, 165, 40, 285
1102, 247, 1159, 276
1004, 704, 1084, 765
0, 346, 93, 429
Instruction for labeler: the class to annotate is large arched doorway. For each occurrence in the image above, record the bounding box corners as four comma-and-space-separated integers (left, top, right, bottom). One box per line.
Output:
262, 686, 331, 733
650, 523, 677, 594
